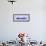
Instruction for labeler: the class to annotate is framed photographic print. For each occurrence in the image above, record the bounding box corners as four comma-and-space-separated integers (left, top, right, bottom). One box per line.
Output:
13, 14, 30, 22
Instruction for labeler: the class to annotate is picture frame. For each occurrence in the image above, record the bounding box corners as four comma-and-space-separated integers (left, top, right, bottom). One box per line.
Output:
13, 14, 30, 22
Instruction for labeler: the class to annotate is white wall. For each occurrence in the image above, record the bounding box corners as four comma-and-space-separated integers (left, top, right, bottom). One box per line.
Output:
0, 0, 46, 41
